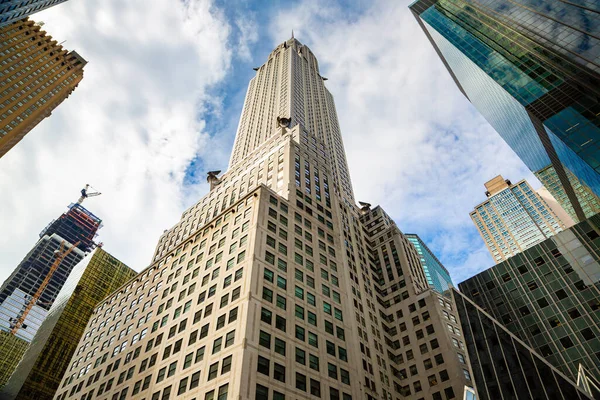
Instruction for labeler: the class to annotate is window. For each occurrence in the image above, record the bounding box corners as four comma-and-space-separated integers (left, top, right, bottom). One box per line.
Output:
328, 363, 338, 379
221, 355, 232, 373
208, 362, 219, 380
275, 338, 286, 356
273, 363, 286, 382
296, 373, 307, 391
309, 354, 319, 371
259, 331, 271, 348
257, 356, 270, 375
310, 379, 321, 397
256, 384, 268, 400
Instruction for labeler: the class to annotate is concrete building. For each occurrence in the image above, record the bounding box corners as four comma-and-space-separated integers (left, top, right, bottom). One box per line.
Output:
409, 0, 600, 223
0, 1, 69, 28
405, 234, 453, 293
55, 37, 477, 400
459, 215, 600, 383
470, 175, 566, 262
0, 18, 85, 158
1, 248, 136, 400
451, 288, 594, 400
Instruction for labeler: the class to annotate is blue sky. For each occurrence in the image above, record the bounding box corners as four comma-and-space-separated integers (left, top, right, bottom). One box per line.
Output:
0, 0, 535, 286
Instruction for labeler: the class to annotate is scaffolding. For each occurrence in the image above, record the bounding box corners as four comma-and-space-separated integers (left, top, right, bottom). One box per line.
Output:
38, 203, 102, 252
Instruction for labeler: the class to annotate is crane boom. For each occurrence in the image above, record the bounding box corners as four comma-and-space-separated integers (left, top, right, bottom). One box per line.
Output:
10, 240, 80, 335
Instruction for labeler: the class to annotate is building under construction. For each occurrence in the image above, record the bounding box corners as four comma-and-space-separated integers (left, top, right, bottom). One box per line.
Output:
0, 196, 102, 387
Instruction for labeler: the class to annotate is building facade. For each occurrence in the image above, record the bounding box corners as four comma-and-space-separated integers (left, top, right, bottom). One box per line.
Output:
0, 1, 69, 28
470, 175, 566, 262
0, 18, 85, 158
536, 165, 600, 223
55, 38, 477, 400
1, 248, 136, 400
451, 288, 594, 400
409, 0, 600, 223
0, 331, 29, 388
0, 202, 101, 386
405, 234, 453, 293
459, 215, 600, 383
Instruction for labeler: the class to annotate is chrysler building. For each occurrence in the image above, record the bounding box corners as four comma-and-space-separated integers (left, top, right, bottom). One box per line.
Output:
55, 38, 475, 400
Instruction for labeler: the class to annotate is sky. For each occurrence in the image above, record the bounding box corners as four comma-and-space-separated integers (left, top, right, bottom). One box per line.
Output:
0, 0, 536, 287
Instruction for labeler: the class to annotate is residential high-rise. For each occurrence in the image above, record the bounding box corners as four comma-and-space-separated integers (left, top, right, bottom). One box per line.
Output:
451, 288, 595, 400
55, 38, 478, 400
459, 215, 600, 383
470, 175, 566, 262
1, 248, 136, 400
0, 1, 69, 28
409, 0, 600, 223
0, 18, 86, 158
406, 234, 453, 293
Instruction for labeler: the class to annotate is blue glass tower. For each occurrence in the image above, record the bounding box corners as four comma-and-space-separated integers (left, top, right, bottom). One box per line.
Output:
0, 1, 68, 27
406, 233, 454, 293
409, 0, 600, 223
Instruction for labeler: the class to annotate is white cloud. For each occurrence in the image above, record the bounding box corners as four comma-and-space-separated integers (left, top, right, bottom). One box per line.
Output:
0, 0, 235, 280
268, 0, 535, 282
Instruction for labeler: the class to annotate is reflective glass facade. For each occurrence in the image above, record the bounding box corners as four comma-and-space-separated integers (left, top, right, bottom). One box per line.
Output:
1, 248, 136, 400
452, 288, 593, 400
536, 165, 600, 222
0, 1, 68, 27
406, 234, 454, 293
410, 0, 600, 222
459, 215, 600, 382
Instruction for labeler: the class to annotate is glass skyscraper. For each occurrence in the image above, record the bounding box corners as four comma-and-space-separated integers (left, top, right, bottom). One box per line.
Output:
459, 215, 600, 383
409, 0, 600, 223
0, 1, 68, 27
451, 288, 594, 400
405, 234, 454, 293
1, 248, 136, 400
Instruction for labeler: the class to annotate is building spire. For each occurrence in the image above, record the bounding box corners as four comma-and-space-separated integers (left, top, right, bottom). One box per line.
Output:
291, 29, 294, 39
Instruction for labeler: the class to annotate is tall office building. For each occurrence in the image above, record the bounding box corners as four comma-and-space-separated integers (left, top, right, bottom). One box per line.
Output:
55, 38, 477, 400
409, 0, 600, 223
1, 248, 136, 400
470, 175, 566, 262
459, 215, 600, 383
0, 1, 69, 28
451, 288, 595, 400
0, 203, 101, 341
0, 18, 86, 158
405, 234, 453, 293
536, 165, 600, 222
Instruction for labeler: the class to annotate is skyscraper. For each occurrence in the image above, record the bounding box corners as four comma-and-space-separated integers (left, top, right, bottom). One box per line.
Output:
0, 18, 85, 158
56, 38, 478, 400
0, 202, 101, 343
0, 202, 101, 387
409, 0, 600, 223
0, 1, 69, 28
1, 248, 136, 400
459, 215, 600, 383
451, 288, 595, 400
406, 234, 453, 293
470, 175, 566, 262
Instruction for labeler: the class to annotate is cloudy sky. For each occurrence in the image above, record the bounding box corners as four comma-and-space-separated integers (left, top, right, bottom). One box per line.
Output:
0, 0, 535, 286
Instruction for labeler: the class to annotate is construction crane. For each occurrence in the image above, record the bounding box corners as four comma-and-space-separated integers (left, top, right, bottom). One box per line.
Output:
10, 240, 80, 335
77, 184, 101, 204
